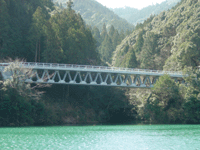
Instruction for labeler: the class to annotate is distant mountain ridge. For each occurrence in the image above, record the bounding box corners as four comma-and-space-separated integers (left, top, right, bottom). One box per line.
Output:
111, 0, 181, 25
53, 0, 134, 31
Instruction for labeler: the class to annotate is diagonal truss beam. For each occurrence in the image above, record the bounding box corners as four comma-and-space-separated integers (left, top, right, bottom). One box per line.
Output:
0, 67, 185, 88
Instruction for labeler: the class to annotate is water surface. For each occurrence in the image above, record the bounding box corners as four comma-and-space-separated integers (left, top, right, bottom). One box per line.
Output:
0, 125, 200, 150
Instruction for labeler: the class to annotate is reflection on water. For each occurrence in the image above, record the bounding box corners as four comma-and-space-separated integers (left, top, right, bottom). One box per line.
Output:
0, 125, 200, 150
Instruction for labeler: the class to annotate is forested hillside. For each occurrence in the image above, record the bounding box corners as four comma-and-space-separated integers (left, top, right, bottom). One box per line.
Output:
53, 0, 134, 32
0, 0, 54, 61
0, 0, 135, 126
1, 0, 200, 126
0, 0, 99, 65
113, 0, 200, 71
111, 0, 181, 25
112, 0, 200, 124
51, 0, 134, 64
91, 24, 132, 64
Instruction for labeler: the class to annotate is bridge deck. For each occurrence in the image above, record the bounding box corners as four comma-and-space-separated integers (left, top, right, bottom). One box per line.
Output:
0, 62, 183, 78
0, 62, 185, 88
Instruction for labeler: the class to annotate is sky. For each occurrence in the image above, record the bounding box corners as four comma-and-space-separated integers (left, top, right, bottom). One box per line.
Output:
95, 0, 167, 9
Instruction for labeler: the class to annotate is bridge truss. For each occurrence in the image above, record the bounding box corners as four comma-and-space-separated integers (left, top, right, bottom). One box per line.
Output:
0, 62, 184, 88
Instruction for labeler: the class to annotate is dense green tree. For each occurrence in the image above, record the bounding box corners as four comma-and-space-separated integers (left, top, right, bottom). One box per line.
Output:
99, 35, 114, 63
41, 6, 99, 65
180, 68, 200, 123
92, 26, 101, 47
0, 0, 10, 59
183, 92, 200, 124
108, 25, 115, 37
126, 47, 138, 68
140, 32, 158, 69
119, 29, 125, 41
42, 20, 63, 63
144, 75, 183, 123
134, 30, 144, 54
91, 24, 126, 65
120, 45, 137, 68
67, 0, 73, 11
100, 23, 108, 42
30, 6, 47, 62
0, 59, 61, 126
152, 75, 181, 110
112, 30, 121, 49
164, 30, 200, 71
0, 0, 54, 61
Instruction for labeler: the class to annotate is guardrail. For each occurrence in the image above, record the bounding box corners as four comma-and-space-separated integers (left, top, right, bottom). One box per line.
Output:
0, 62, 183, 75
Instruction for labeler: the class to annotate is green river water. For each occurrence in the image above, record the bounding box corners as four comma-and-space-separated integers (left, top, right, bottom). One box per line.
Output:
0, 125, 199, 150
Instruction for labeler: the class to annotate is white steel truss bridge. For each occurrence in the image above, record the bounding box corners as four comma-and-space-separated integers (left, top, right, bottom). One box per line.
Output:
0, 62, 184, 88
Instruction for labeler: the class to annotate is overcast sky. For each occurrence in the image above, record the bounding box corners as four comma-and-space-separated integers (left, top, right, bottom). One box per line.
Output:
95, 0, 167, 9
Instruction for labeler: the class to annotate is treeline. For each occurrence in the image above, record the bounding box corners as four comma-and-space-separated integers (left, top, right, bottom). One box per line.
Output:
0, 0, 135, 126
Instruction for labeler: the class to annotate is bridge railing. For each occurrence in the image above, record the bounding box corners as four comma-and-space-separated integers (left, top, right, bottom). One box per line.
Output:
0, 62, 183, 75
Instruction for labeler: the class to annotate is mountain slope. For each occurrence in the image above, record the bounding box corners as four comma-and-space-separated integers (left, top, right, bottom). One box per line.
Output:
111, 0, 181, 25
112, 0, 200, 71
53, 0, 134, 31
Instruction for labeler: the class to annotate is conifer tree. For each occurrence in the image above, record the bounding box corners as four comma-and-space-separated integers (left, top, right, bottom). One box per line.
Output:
30, 6, 47, 62
100, 23, 107, 42
99, 35, 114, 63
140, 32, 158, 69
92, 26, 101, 47
119, 29, 125, 41
67, 0, 73, 11
112, 30, 121, 49
126, 47, 138, 68
134, 30, 144, 54
42, 20, 62, 63
42, 4, 99, 65
0, 0, 10, 59
108, 25, 115, 37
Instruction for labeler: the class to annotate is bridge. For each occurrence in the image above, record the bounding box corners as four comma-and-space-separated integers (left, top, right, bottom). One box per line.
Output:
0, 62, 184, 88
